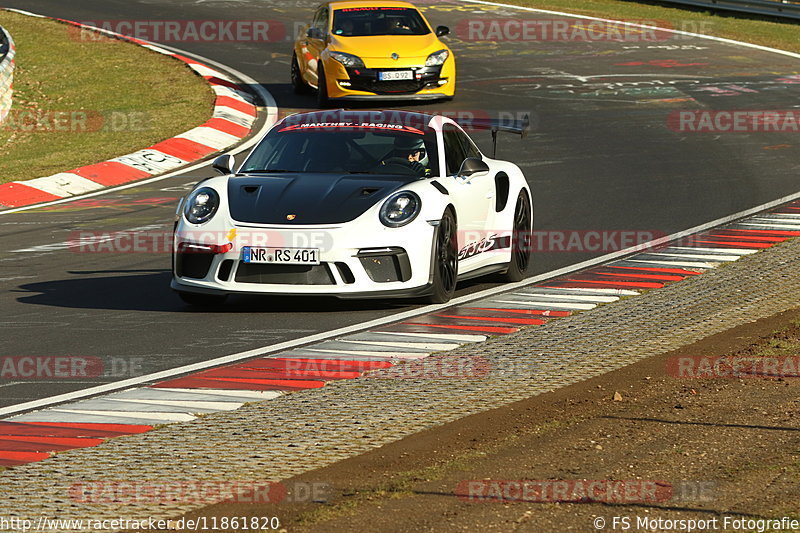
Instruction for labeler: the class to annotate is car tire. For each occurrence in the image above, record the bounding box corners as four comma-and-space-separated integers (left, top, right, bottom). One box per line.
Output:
501, 191, 532, 282
291, 52, 309, 94
316, 63, 329, 108
178, 291, 228, 307
426, 209, 458, 304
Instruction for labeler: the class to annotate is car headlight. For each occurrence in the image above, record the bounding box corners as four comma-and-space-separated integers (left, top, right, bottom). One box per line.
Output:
379, 191, 421, 228
183, 187, 220, 224
425, 49, 449, 67
329, 51, 365, 68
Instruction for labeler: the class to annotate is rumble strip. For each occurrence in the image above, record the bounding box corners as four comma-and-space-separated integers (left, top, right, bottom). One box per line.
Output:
0, 9, 258, 209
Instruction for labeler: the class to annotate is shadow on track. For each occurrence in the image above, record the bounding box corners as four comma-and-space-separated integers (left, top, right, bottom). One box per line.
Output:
13, 270, 414, 313
248, 83, 455, 111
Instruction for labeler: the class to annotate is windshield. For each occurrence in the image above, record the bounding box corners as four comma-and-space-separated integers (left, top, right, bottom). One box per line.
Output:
332, 7, 430, 37
241, 122, 439, 178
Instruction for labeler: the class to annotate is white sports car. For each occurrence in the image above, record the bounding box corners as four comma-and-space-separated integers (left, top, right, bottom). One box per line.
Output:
171, 110, 532, 305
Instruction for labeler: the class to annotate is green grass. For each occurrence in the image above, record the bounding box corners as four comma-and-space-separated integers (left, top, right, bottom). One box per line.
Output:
0, 11, 213, 182
501, 0, 800, 54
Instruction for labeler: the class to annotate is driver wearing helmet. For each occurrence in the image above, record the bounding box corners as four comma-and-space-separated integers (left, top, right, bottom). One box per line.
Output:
382, 136, 430, 177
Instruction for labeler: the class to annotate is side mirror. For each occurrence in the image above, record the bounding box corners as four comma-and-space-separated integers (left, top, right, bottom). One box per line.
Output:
306, 27, 324, 40
457, 157, 489, 178
436, 25, 450, 37
212, 154, 235, 175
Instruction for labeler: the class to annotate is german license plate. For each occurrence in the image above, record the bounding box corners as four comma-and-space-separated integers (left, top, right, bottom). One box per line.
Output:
242, 247, 320, 265
379, 70, 413, 81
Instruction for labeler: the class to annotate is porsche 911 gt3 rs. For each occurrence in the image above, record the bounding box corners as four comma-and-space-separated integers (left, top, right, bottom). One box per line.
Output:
171, 110, 531, 305
292, 1, 456, 105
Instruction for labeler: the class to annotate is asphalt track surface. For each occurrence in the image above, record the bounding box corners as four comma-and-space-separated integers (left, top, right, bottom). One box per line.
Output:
1, 0, 799, 409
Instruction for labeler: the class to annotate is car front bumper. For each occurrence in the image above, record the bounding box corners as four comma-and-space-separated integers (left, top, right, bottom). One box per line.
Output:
323, 56, 456, 99
171, 223, 438, 299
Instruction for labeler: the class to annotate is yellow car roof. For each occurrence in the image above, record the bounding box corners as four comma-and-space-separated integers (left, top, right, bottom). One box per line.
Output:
327, 1, 419, 10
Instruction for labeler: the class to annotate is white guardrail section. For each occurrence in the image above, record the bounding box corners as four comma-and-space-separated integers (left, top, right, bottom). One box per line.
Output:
660, 0, 800, 20
0, 25, 14, 125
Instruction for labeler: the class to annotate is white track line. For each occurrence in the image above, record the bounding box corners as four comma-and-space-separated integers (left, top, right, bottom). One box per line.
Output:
376, 332, 487, 342
340, 340, 461, 351
151, 388, 282, 400
626, 259, 717, 269
668, 246, 758, 255
11, 409, 197, 422
647, 252, 739, 262
303, 349, 429, 359
491, 299, 597, 310
510, 292, 620, 303
104, 398, 243, 411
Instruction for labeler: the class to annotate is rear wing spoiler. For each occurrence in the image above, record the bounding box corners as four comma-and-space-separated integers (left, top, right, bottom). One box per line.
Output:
459, 115, 531, 158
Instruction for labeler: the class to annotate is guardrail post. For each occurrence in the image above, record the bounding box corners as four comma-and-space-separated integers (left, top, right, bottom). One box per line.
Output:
658, 0, 800, 21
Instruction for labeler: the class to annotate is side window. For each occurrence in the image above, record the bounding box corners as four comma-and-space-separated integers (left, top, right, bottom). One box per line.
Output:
442, 125, 467, 175
456, 129, 481, 160
311, 8, 323, 31
313, 8, 329, 32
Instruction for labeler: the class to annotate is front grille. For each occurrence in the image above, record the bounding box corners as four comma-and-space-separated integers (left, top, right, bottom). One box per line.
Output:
344, 66, 443, 95
234, 262, 336, 285
350, 79, 426, 94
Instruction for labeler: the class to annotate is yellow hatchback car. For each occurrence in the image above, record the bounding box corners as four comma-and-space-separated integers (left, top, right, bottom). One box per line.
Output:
291, 1, 456, 106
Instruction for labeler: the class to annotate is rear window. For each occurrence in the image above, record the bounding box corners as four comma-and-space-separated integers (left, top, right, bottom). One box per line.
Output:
332, 7, 430, 36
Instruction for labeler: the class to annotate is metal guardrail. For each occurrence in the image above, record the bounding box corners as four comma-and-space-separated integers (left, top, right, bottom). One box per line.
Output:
659, 0, 800, 21
0, 25, 15, 126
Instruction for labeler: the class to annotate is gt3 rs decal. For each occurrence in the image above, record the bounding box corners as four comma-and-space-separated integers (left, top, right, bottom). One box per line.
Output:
458, 234, 511, 260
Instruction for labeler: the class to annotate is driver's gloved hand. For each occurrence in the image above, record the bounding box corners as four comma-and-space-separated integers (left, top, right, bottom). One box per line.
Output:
408, 160, 426, 177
